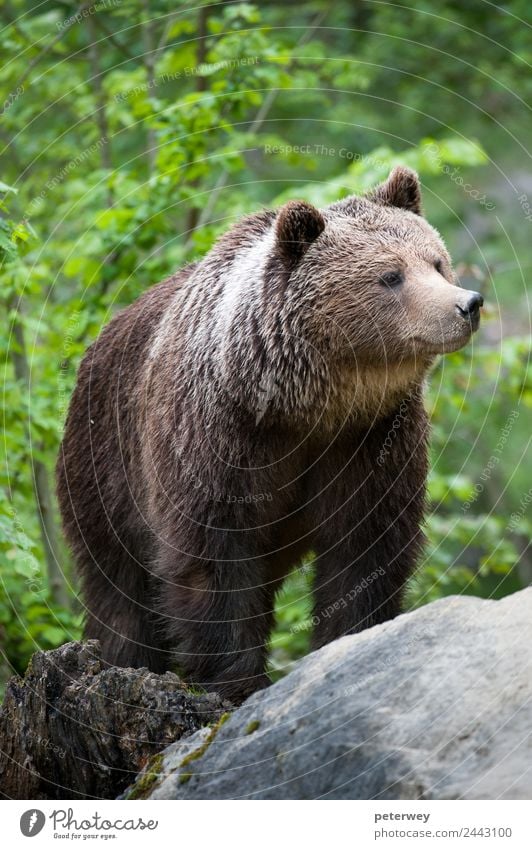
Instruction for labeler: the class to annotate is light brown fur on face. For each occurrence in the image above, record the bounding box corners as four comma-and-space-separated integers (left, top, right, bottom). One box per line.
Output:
273, 168, 483, 427
297, 191, 481, 367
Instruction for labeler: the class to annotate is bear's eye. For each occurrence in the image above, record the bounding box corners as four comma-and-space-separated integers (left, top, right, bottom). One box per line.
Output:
434, 259, 444, 274
379, 270, 404, 288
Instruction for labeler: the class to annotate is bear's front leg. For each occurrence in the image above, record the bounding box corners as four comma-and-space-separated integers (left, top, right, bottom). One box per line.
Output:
154, 544, 274, 704
309, 409, 428, 649
311, 518, 423, 650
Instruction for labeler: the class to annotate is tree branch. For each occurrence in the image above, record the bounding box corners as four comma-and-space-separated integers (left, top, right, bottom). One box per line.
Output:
12, 1, 93, 92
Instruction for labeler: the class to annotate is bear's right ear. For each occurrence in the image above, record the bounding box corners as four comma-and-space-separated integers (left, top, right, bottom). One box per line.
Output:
275, 200, 325, 267
367, 166, 422, 215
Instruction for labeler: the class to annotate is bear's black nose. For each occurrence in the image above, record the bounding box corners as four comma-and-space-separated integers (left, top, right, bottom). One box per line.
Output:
456, 291, 484, 319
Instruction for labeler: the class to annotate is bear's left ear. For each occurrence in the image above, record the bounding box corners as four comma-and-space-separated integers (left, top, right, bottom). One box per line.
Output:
275, 200, 325, 267
367, 166, 422, 215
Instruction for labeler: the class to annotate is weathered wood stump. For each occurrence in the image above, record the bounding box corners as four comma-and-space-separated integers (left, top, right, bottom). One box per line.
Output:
0, 640, 230, 799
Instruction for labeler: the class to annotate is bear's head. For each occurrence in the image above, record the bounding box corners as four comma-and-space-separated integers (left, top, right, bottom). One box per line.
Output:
275, 166, 483, 365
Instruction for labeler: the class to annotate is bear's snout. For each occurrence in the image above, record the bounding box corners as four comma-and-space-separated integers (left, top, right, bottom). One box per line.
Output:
455, 290, 484, 329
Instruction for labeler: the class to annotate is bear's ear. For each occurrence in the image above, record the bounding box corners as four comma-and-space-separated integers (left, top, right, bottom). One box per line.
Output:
367, 166, 422, 215
275, 200, 325, 267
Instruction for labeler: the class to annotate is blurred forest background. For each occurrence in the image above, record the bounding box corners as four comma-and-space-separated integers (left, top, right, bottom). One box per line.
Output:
0, 0, 531, 689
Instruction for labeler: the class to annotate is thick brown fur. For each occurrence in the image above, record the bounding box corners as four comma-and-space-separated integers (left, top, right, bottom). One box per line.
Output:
57, 167, 482, 702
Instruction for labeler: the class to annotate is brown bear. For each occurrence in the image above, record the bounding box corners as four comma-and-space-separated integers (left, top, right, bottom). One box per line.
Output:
57, 166, 483, 702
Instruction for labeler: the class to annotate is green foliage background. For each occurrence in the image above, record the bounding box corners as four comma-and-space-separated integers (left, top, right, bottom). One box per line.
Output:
0, 0, 530, 687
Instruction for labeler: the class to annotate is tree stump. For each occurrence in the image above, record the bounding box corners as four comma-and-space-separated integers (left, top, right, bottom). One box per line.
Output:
0, 640, 231, 799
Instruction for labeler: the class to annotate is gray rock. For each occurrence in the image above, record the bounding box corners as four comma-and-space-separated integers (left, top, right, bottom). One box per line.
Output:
125, 588, 532, 800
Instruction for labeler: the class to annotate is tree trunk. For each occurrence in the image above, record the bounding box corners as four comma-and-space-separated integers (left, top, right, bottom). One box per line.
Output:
0, 640, 231, 799
184, 5, 209, 238
10, 303, 69, 608
142, 0, 157, 175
